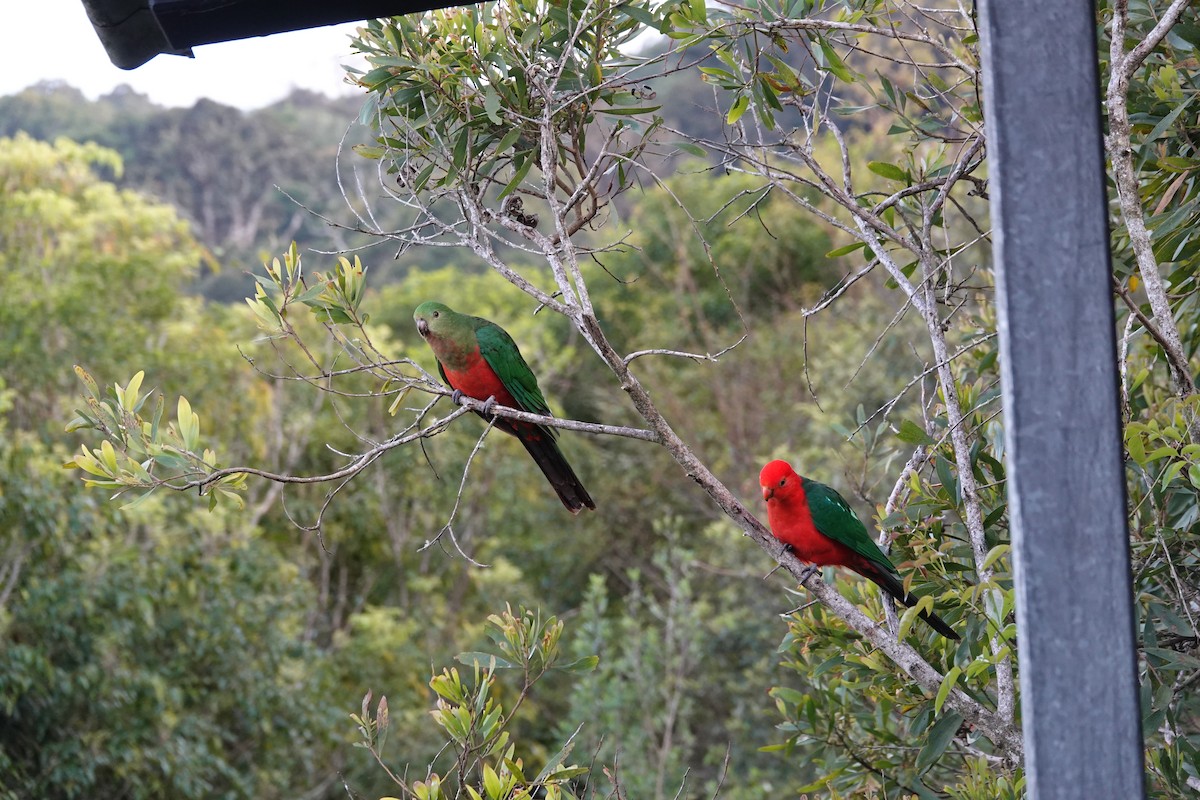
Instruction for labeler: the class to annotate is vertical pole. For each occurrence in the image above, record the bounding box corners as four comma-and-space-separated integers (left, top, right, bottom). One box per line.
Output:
977, 2, 1145, 797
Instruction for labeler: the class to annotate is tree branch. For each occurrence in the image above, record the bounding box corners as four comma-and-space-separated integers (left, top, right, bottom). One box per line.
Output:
1113, 275, 1196, 385
1106, 0, 1197, 399
159, 394, 658, 496
575, 312, 1023, 763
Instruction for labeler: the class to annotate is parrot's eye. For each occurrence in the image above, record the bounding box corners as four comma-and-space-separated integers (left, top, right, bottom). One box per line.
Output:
778, 478, 786, 487
432, 311, 440, 318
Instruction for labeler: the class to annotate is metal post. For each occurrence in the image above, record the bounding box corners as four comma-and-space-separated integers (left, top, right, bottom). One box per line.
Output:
977, 1, 1145, 797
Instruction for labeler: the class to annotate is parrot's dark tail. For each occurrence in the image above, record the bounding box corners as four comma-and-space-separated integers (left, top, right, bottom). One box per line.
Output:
870, 568, 961, 641
517, 427, 596, 514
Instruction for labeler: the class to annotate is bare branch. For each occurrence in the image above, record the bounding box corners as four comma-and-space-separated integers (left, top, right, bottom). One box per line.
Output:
1113, 276, 1195, 385
418, 418, 496, 568
622, 335, 748, 366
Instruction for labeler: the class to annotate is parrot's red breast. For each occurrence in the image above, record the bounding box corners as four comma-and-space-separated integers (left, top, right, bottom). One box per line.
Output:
440, 347, 546, 444
440, 347, 519, 409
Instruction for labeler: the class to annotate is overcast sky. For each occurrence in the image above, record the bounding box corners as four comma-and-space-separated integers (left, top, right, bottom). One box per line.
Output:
0, 0, 365, 110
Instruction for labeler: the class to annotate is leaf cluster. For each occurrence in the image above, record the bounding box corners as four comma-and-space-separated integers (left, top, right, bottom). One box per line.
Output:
65, 367, 247, 511
352, 607, 594, 800
350, 0, 663, 206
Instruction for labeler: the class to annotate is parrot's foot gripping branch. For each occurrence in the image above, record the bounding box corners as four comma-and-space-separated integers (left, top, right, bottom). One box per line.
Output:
449, 389, 498, 417
795, 563, 819, 585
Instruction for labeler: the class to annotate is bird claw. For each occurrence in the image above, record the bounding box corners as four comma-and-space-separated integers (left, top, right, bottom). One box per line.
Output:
450, 389, 464, 405
796, 563, 819, 585
481, 395, 497, 416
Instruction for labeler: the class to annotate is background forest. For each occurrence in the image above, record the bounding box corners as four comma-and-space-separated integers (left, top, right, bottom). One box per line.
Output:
1, 1, 1199, 799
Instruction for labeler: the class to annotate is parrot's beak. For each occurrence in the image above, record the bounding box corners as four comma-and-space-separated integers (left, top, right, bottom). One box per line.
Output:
761, 485, 773, 501
416, 318, 430, 337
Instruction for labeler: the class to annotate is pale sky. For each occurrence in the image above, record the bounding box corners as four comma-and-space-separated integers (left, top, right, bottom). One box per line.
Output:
0, 0, 366, 110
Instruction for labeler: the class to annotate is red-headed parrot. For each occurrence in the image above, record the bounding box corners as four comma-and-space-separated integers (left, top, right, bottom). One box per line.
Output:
760, 459, 958, 640
414, 301, 595, 514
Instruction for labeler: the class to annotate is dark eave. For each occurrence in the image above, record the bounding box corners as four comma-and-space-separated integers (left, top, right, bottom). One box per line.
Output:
79, 0, 457, 70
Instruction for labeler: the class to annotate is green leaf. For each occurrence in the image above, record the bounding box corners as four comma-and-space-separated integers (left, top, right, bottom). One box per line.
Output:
121, 371, 145, 411
495, 127, 523, 154
897, 602, 922, 640
867, 161, 908, 182
483, 88, 502, 124
1126, 429, 1146, 464
534, 726, 581, 783
1161, 460, 1185, 489
455, 651, 517, 670
770, 686, 807, 707
177, 396, 198, 451
935, 665, 960, 715
74, 364, 100, 399
450, 127, 471, 172
935, 456, 958, 501
99, 440, 119, 474
673, 141, 707, 157
825, 241, 867, 258
352, 144, 386, 160
916, 710, 963, 772
295, 284, 327, 305
216, 487, 245, 510
599, 105, 662, 116
482, 765, 502, 800
982, 503, 1006, 530
1147, 95, 1194, 144
726, 95, 750, 125
897, 419, 933, 445
1188, 463, 1200, 489
120, 489, 158, 512
1143, 647, 1200, 671
311, 305, 356, 325
698, 65, 737, 83
497, 155, 534, 200
554, 655, 599, 673
982, 544, 1011, 572
412, 162, 437, 192
617, 2, 658, 28
1146, 445, 1179, 461
818, 38, 854, 83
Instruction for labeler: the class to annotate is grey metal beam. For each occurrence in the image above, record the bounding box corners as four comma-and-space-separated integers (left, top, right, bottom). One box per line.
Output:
977, 1, 1145, 797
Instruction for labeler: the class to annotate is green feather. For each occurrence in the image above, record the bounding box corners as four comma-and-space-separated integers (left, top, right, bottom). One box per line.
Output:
802, 478, 899, 578
475, 322, 556, 437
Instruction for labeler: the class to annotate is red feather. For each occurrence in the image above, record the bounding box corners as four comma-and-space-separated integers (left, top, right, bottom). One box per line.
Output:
441, 351, 547, 443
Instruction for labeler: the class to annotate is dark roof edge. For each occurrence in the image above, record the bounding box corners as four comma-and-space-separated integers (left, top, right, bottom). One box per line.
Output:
79, 0, 193, 70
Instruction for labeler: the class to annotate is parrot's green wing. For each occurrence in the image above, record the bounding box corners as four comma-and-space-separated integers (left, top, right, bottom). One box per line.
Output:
474, 321, 556, 437
803, 478, 898, 576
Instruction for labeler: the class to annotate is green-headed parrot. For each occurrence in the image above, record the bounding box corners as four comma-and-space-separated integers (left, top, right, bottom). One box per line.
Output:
760, 459, 958, 640
414, 301, 595, 514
